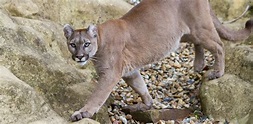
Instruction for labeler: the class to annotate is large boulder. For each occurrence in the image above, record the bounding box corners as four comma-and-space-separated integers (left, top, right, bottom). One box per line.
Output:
225, 44, 253, 83
0, 0, 132, 27
210, 0, 251, 20
0, 66, 67, 124
0, 0, 132, 123
200, 74, 253, 124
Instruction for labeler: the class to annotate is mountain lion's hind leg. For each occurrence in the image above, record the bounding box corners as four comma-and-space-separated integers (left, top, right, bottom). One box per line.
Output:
193, 28, 225, 80
193, 44, 205, 72
122, 70, 153, 111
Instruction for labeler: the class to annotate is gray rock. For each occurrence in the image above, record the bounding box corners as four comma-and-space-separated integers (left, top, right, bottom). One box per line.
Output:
200, 74, 253, 124
0, 66, 67, 124
210, 0, 251, 20
0, 0, 132, 27
225, 44, 253, 83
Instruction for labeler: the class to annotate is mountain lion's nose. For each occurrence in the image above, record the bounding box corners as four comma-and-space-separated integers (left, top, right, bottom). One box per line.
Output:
76, 55, 84, 60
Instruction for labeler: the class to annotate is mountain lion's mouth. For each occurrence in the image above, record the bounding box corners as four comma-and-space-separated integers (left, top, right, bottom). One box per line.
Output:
74, 56, 89, 65
77, 61, 88, 66
77, 61, 86, 63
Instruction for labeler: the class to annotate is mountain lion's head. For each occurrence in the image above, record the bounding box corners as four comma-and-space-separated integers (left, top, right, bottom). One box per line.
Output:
63, 24, 98, 65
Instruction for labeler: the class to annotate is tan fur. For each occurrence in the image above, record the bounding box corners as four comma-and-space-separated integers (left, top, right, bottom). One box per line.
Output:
63, 0, 253, 121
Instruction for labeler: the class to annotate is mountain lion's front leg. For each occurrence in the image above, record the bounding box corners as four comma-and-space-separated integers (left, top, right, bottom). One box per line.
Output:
122, 70, 153, 112
70, 69, 121, 121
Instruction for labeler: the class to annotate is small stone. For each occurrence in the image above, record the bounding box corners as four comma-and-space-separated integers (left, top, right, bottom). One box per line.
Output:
114, 94, 122, 100
187, 79, 195, 84
110, 116, 116, 122
151, 75, 156, 81
136, 97, 142, 103
165, 64, 172, 69
173, 61, 182, 68
178, 99, 185, 106
165, 120, 175, 124
126, 98, 134, 104
184, 76, 190, 83
163, 97, 173, 102
125, 114, 132, 120
170, 88, 177, 94
144, 75, 150, 79
157, 120, 166, 124
182, 49, 190, 55
162, 64, 167, 71
184, 104, 190, 108
112, 120, 121, 124
171, 52, 176, 57
160, 104, 170, 109
174, 83, 180, 88
183, 118, 191, 123
177, 86, 183, 92
153, 104, 161, 109
189, 85, 195, 90
126, 92, 132, 97
119, 116, 127, 124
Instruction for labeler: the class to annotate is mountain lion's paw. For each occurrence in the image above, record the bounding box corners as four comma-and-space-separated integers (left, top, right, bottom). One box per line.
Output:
194, 61, 205, 73
204, 69, 223, 80
70, 110, 92, 122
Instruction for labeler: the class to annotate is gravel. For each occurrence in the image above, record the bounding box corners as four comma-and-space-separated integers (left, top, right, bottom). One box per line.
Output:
109, 43, 217, 124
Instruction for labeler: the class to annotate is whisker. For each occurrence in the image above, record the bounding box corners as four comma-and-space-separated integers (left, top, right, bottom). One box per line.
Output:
90, 57, 97, 59
90, 56, 98, 59
90, 57, 99, 62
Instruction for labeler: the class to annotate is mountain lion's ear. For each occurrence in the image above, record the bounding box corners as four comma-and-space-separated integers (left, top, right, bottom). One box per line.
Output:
63, 24, 74, 39
87, 25, 97, 38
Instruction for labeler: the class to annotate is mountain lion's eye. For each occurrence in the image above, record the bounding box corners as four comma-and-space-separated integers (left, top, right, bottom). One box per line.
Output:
70, 43, 76, 48
84, 42, 91, 47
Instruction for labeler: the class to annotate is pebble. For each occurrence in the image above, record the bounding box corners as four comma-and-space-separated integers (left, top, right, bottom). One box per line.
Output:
125, 114, 132, 120
157, 120, 166, 124
177, 86, 183, 92
171, 52, 176, 57
112, 120, 121, 124
184, 104, 190, 108
110, 116, 116, 122
126, 97, 134, 104
163, 97, 173, 102
151, 75, 156, 81
144, 75, 150, 79
187, 79, 195, 84
165, 120, 175, 124
119, 116, 127, 124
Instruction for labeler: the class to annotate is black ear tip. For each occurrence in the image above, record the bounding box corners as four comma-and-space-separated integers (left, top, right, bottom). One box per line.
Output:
245, 19, 253, 30
88, 24, 97, 29
63, 24, 72, 30
87, 24, 98, 38
63, 24, 74, 39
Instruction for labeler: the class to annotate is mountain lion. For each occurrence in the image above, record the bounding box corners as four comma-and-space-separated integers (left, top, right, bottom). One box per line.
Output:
63, 0, 253, 121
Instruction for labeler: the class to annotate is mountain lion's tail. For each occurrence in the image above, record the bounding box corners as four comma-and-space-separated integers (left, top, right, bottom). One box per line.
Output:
210, 8, 253, 42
